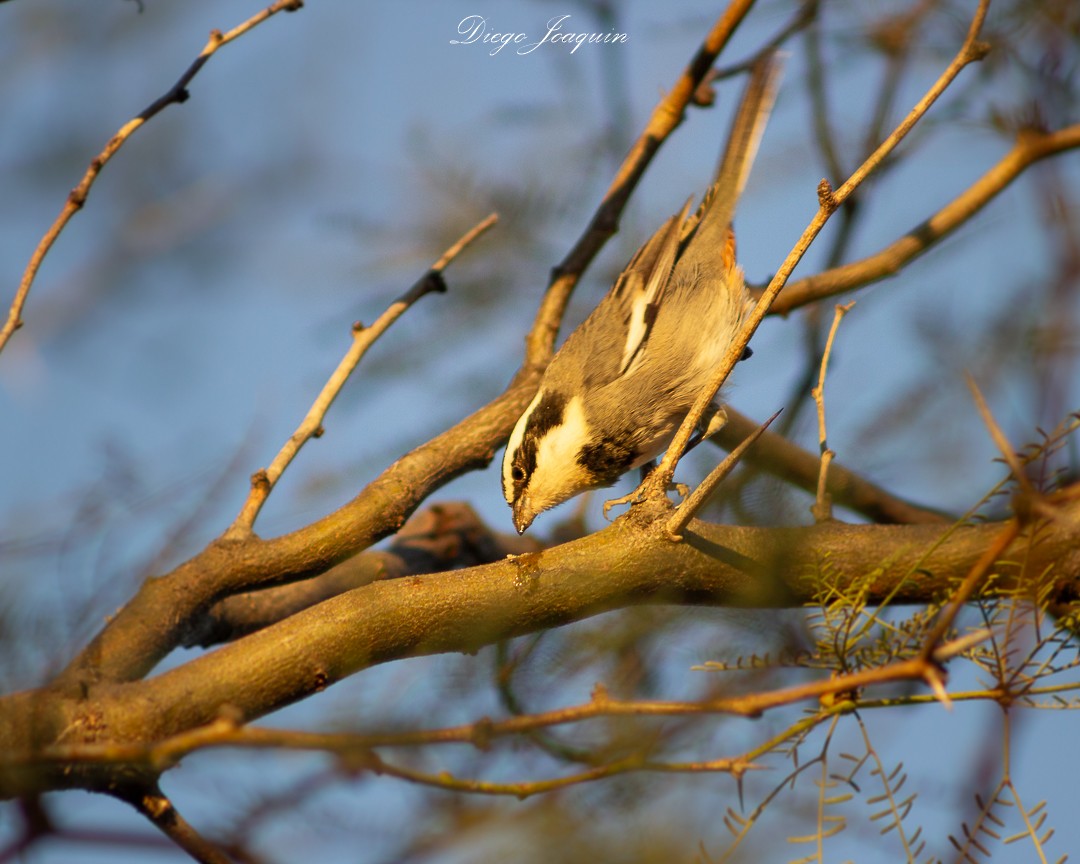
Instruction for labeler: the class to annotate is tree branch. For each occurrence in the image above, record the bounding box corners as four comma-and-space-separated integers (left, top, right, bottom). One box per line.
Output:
5, 499, 1079, 799
120, 785, 235, 864
30, 628, 988, 778
185, 503, 535, 648
0, 0, 305, 357
53, 376, 536, 690
228, 213, 497, 537
767, 124, 1080, 316
645, 0, 992, 497
713, 408, 951, 524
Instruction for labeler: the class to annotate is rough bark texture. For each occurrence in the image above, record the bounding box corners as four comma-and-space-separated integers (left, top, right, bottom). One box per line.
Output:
3, 499, 1078, 800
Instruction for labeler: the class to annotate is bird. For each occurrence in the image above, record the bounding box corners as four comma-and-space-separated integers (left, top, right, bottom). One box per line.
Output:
503, 54, 781, 534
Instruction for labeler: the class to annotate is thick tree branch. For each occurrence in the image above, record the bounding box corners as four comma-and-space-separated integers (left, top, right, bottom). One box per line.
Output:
53, 378, 536, 691
35, 623, 988, 776
193, 445, 946, 648
16, 627, 996, 804
185, 503, 536, 648
5, 499, 1079, 799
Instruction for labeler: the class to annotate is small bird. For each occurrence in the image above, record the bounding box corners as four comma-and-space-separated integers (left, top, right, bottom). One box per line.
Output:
503, 55, 781, 534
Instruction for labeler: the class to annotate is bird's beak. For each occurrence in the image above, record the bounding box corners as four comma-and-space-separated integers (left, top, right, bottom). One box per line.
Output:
512, 497, 536, 535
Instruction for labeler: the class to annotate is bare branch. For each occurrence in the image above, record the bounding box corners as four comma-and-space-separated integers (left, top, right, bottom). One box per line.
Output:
6, 498, 1079, 799
19, 645, 995, 791
713, 408, 950, 524
367, 750, 748, 799
918, 520, 1023, 692
707, 0, 819, 83
0, 0, 305, 357
188, 502, 535, 647
666, 410, 781, 540
810, 302, 855, 522
768, 124, 1080, 315
966, 374, 1037, 501
228, 213, 497, 537
53, 374, 536, 689
120, 785, 234, 864
25, 630, 994, 802
523, 0, 758, 370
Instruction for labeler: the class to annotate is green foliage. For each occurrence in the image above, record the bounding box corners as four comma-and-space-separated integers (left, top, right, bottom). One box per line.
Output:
693, 520, 1080, 863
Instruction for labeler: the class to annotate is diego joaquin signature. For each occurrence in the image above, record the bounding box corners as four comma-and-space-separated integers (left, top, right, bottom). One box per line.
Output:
450, 14, 628, 56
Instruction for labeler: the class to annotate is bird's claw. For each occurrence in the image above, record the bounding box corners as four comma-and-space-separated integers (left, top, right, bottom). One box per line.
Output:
603, 490, 643, 521
604, 480, 690, 521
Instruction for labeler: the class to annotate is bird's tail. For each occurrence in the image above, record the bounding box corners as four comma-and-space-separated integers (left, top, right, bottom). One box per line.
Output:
684, 52, 783, 257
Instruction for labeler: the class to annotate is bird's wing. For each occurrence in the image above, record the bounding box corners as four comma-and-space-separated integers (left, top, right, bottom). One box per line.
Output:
612, 198, 694, 378
563, 53, 781, 392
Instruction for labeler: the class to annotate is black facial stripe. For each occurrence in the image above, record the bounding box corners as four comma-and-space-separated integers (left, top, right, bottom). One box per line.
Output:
511, 391, 568, 498
526, 391, 568, 439
512, 436, 537, 498
577, 437, 636, 486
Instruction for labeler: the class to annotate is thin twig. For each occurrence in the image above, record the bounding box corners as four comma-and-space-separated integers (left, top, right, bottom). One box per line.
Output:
0, 0, 305, 357
227, 213, 498, 537
966, 374, 1037, 501
33, 629, 993, 777
810, 302, 854, 522
122, 785, 234, 864
769, 124, 1080, 315
771, 4, 928, 448
367, 749, 753, 799
915, 383, 1059, 700
642, 0, 991, 502
666, 409, 782, 540
707, 0, 819, 83
918, 520, 1022, 707
713, 408, 950, 523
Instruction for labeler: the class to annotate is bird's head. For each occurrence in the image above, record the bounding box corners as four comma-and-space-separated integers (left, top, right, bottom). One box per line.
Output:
502, 389, 601, 533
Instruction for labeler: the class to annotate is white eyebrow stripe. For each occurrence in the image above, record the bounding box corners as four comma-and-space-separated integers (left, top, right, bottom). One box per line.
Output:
503, 390, 543, 501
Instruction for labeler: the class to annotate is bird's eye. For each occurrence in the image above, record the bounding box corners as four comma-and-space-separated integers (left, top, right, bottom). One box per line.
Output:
511, 466, 524, 482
